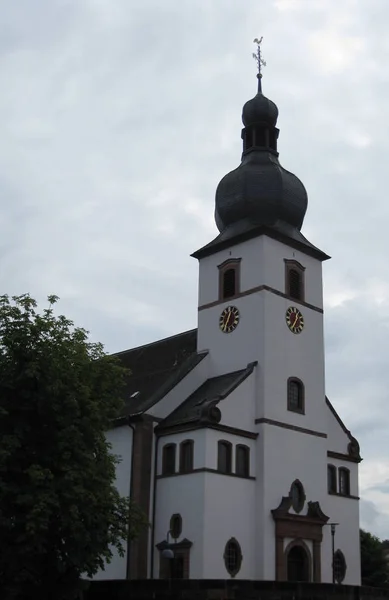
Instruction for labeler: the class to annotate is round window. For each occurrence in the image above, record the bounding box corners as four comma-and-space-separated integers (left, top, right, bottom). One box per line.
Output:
334, 550, 347, 583
290, 480, 305, 513
223, 538, 243, 578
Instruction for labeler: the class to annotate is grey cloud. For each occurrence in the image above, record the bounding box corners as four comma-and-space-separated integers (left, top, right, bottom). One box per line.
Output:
1, 0, 389, 537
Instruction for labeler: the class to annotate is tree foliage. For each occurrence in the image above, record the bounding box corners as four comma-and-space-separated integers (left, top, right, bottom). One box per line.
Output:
0, 294, 147, 599
360, 529, 389, 588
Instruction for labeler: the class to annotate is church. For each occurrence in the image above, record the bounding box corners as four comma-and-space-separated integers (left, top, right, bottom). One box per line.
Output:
94, 46, 362, 585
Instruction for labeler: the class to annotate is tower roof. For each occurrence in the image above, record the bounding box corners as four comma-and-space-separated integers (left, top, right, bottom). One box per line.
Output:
193, 39, 329, 262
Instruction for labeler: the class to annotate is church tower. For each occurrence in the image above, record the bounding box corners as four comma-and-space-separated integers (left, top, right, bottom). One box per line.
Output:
189, 40, 360, 583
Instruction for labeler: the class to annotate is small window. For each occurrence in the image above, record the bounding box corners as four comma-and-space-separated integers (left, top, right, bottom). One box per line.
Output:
162, 443, 176, 475
327, 465, 337, 494
287, 378, 305, 414
289, 479, 305, 513
289, 270, 302, 299
236, 445, 250, 477
333, 549, 347, 583
179, 440, 194, 473
285, 260, 305, 302
217, 440, 232, 474
218, 259, 241, 301
339, 468, 350, 496
223, 538, 243, 577
223, 269, 236, 299
170, 513, 182, 540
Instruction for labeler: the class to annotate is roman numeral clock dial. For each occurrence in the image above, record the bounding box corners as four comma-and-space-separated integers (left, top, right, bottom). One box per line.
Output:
219, 306, 240, 333
285, 306, 304, 334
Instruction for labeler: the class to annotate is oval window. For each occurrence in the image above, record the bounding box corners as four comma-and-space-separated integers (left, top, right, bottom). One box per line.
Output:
334, 549, 347, 583
290, 479, 305, 513
169, 513, 182, 540
223, 538, 243, 577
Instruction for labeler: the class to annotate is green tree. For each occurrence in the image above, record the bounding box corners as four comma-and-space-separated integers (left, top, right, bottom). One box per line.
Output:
0, 294, 147, 600
360, 529, 388, 587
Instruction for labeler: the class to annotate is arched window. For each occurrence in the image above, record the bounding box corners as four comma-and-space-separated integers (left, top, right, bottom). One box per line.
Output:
285, 260, 305, 302
287, 378, 305, 414
223, 269, 236, 299
162, 443, 176, 475
179, 440, 194, 473
217, 440, 232, 474
333, 549, 347, 583
339, 467, 350, 496
327, 464, 337, 494
218, 259, 241, 300
236, 445, 250, 477
223, 538, 242, 577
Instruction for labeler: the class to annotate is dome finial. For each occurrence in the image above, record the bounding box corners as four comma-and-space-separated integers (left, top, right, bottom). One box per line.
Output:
252, 37, 266, 93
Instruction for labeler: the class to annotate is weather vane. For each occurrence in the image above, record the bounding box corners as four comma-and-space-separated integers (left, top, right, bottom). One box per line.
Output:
252, 37, 266, 91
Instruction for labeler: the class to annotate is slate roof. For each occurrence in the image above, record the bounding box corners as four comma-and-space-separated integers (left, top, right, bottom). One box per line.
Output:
114, 329, 207, 417
157, 361, 257, 432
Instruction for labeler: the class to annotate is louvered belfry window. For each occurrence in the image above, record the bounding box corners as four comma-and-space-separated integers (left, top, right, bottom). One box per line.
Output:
285, 260, 305, 302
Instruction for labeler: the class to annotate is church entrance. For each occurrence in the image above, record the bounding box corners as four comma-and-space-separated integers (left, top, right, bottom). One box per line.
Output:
287, 545, 310, 582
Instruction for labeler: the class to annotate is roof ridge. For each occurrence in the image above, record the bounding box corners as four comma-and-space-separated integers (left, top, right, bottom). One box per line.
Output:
113, 328, 197, 357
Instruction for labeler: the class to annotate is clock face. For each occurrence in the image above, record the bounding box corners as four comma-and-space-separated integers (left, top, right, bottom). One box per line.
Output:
219, 305, 240, 333
286, 306, 304, 334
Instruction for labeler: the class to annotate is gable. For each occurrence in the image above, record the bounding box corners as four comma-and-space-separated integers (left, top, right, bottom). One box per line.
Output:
156, 362, 257, 434
326, 397, 361, 461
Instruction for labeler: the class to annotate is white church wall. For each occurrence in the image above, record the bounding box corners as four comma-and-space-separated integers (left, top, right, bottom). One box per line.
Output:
92, 424, 133, 580
326, 404, 353, 454
148, 354, 209, 420
262, 236, 324, 309
197, 235, 325, 312
201, 471, 257, 579
321, 491, 361, 585
197, 236, 266, 307
259, 290, 327, 431
154, 471, 206, 578
258, 422, 328, 580
198, 292, 265, 376
217, 371, 256, 432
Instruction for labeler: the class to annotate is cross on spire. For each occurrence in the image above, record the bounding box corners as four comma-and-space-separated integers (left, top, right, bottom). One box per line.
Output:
252, 37, 266, 92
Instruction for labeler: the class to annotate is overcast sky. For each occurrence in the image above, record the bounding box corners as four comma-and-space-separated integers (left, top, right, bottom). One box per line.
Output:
1, 0, 389, 539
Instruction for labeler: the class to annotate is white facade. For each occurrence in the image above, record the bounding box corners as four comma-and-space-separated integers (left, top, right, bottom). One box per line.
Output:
94, 228, 361, 585
93, 425, 133, 580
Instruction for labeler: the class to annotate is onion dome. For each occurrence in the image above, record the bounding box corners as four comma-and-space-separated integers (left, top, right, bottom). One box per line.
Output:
192, 40, 329, 264
242, 89, 278, 127
214, 47, 307, 234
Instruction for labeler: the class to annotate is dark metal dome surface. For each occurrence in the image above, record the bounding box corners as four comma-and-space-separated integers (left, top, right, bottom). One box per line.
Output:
242, 92, 278, 127
215, 148, 308, 232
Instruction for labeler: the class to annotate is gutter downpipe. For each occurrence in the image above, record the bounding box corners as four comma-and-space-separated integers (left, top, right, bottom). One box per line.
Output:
126, 419, 136, 579
150, 432, 160, 579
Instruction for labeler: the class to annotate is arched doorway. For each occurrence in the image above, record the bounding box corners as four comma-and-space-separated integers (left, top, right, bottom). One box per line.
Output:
287, 544, 310, 582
